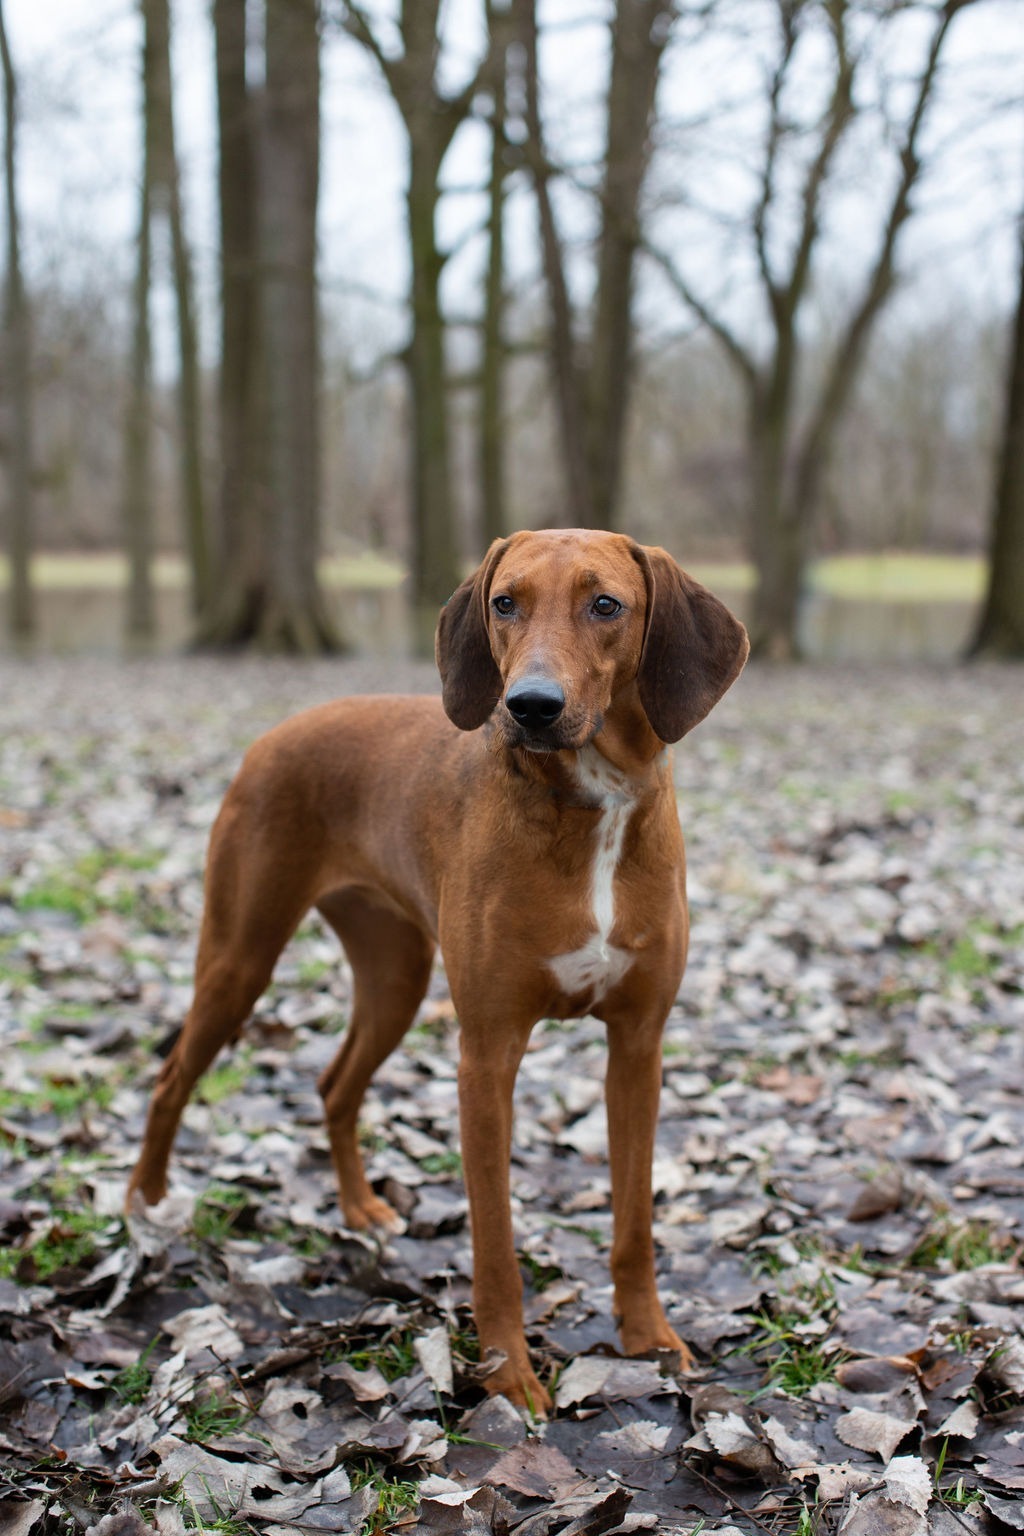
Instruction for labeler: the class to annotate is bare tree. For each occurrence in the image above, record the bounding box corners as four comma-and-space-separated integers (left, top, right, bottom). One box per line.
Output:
651, 0, 974, 658
516, 0, 672, 531
342, 3, 500, 648
204, 0, 261, 639
145, 0, 209, 617
0, 0, 34, 639
122, 13, 156, 640
122, 0, 210, 640
479, 1, 512, 547
970, 218, 1024, 658
201, 0, 337, 651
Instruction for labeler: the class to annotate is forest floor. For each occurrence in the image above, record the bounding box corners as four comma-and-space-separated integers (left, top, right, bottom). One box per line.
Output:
1, 656, 1023, 1536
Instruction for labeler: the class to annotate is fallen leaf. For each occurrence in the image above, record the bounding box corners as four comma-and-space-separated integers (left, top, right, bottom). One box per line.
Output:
835, 1408, 916, 1462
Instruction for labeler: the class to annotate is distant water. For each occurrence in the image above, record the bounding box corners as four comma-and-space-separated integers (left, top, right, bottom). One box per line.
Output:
0, 584, 979, 662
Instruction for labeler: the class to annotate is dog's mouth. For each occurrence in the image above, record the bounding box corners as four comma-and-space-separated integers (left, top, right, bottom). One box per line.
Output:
498, 705, 599, 755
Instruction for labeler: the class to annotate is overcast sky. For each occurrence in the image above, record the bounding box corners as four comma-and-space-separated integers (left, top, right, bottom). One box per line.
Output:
5, 0, 1023, 376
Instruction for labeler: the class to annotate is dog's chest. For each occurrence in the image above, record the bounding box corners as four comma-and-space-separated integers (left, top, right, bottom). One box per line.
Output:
546, 749, 636, 1000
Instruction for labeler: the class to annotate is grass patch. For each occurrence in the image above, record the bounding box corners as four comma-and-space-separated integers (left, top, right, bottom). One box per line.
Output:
808, 552, 986, 603
185, 1388, 252, 1443
350, 1467, 419, 1533
332, 1334, 419, 1383
419, 1150, 462, 1177
192, 1186, 251, 1243
13, 848, 164, 924
738, 1309, 846, 1398
110, 1339, 158, 1405
11, 1205, 115, 1279
197, 1053, 252, 1106
0, 549, 406, 593
0, 1075, 114, 1118
910, 1218, 1015, 1271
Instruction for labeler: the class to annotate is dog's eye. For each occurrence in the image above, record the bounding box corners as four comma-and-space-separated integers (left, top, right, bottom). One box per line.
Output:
591, 595, 622, 617
492, 594, 516, 617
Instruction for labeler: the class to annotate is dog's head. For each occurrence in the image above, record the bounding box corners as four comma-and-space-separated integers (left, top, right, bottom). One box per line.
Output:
435, 529, 748, 749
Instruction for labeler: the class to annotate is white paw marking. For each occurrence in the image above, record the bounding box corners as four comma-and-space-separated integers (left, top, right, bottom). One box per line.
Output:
548, 746, 635, 1000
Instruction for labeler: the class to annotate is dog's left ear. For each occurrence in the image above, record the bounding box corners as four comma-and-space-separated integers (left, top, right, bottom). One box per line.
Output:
631, 543, 749, 743
435, 539, 509, 730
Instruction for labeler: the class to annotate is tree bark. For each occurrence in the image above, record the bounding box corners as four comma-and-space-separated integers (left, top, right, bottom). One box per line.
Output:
258, 0, 335, 649
970, 221, 1024, 658
407, 132, 459, 641
343, 1, 496, 649
479, 19, 508, 548
516, 0, 591, 527
122, 8, 157, 643
516, 0, 669, 532
586, 0, 669, 531
207, 0, 262, 637
0, 0, 34, 639
200, 0, 337, 650
144, 0, 210, 618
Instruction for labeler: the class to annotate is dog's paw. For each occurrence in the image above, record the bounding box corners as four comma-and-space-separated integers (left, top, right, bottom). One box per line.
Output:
621, 1319, 696, 1372
480, 1349, 553, 1418
341, 1192, 406, 1236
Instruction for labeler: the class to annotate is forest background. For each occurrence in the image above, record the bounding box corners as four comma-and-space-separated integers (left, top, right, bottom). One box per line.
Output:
1, 0, 1023, 661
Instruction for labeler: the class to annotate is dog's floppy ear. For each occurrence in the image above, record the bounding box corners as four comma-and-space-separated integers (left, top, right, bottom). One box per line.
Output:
632, 543, 749, 743
435, 539, 509, 730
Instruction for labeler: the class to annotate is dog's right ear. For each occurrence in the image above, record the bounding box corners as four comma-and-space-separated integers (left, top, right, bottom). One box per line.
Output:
435, 539, 508, 730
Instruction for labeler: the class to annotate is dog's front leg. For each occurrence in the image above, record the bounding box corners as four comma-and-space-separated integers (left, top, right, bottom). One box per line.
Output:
457, 1017, 552, 1415
603, 1000, 694, 1369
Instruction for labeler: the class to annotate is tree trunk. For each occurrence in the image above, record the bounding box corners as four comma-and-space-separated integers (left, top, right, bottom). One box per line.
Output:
479, 33, 507, 550
201, 0, 337, 650
205, 0, 262, 639
0, 0, 34, 639
747, 389, 806, 662
123, 162, 155, 641
516, 0, 591, 527
407, 134, 460, 648
586, 0, 668, 531
258, 0, 334, 649
970, 222, 1024, 658
144, 0, 209, 618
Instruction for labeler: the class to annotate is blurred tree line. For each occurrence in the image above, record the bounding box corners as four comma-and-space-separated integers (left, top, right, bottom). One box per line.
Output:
1, 0, 1022, 657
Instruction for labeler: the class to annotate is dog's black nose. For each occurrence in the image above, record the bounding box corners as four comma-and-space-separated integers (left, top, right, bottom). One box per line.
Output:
505, 676, 565, 729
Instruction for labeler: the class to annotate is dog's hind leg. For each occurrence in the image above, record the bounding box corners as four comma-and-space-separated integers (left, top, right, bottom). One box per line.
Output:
127, 799, 317, 1209
315, 890, 435, 1232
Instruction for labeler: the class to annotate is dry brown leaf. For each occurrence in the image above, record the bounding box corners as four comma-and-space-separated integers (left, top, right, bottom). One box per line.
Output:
486, 1442, 581, 1498
835, 1407, 915, 1462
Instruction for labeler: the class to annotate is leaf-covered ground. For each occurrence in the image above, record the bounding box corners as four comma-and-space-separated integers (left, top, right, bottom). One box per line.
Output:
1, 657, 1023, 1536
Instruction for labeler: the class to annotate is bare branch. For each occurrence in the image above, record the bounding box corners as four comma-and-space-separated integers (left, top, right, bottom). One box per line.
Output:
641, 238, 758, 387
793, 0, 977, 511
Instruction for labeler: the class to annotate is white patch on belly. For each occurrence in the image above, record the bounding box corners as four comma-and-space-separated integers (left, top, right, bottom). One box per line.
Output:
547, 746, 635, 999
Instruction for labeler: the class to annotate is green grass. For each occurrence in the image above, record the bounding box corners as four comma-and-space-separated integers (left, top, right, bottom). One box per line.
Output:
419, 1150, 462, 1176
807, 552, 986, 602
13, 848, 164, 924
196, 1054, 252, 1106
0, 549, 405, 592
110, 1340, 159, 1405
185, 1389, 252, 1443
0, 1075, 115, 1118
331, 1335, 419, 1383
1, 549, 986, 602
737, 1307, 847, 1398
350, 1468, 419, 1534
9, 1205, 116, 1279
192, 1186, 251, 1242
910, 1218, 1015, 1271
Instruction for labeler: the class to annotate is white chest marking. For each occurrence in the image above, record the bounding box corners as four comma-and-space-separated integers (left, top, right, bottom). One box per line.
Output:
547, 747, 635, 999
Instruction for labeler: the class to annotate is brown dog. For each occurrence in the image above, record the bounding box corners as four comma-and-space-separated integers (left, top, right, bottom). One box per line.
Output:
128, 529, 748, 1411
